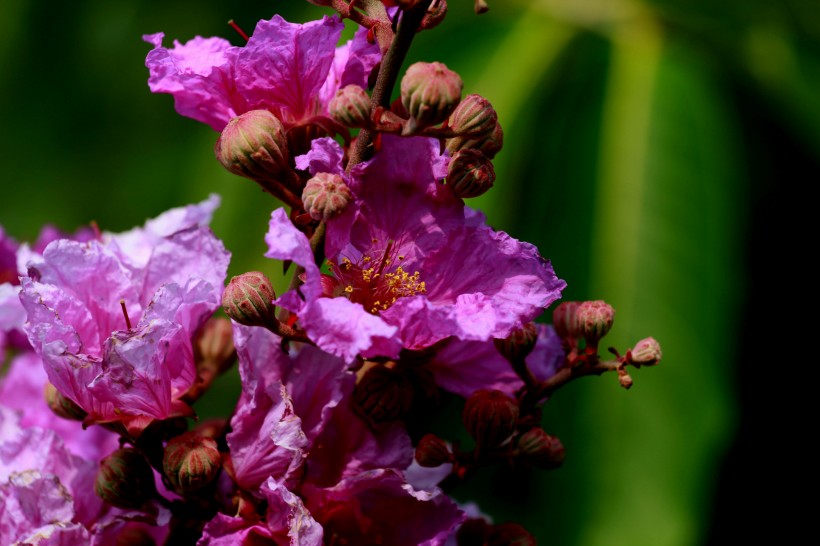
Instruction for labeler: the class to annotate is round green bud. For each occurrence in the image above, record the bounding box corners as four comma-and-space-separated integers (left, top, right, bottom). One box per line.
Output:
329, 85, 372, 129
163, 431, 221, 494
401, 62, 463, 131
302, 173, 353, 222
575, 300, 615, 345
447, 149, 495, 198
629, 337, 662, 366
222, 271, 276, 327
462, 389, 519, 450
95, 448, 156, 509
214, 110, 290, 182
448, 93, 497, 138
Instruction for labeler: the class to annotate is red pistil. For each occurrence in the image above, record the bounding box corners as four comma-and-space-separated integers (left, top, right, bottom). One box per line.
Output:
227, 19, 250, 42
120, 299, 132, 330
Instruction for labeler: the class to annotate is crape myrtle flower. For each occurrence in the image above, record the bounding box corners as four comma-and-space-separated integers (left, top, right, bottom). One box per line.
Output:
18, 196, 230, 434
0, 406, 170, 545
203, 324, 462, 544
144, 15, 380, 132
266, 135, 565, 362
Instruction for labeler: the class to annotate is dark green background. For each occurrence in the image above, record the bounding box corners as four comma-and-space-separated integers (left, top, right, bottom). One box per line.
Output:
1, 0, 815, 543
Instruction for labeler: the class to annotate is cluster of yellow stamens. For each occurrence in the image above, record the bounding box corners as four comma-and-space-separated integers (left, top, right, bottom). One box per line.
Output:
329, 241, 426, 314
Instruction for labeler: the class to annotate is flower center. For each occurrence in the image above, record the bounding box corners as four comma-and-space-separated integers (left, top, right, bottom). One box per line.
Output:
328, 240, 426, 314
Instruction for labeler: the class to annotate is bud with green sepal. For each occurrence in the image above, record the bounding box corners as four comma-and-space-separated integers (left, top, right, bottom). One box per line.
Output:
401, 61, 463, 134
95, 448, 157, 509
575, 300, 615, 351
44, 383, 87, 421
302, 173, 353, 222
516, 427, 565, 469
163, 431, 222, 494
329, 85, 372, 129
447, 149, 495, 198
354, 362, 416, 424
628, 337, 662, 367
222, 272, 276, 328
448, 93, 497, 138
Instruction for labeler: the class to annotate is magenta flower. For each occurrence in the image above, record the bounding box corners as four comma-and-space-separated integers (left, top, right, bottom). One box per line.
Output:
18, 196, 229, 433
144, 15, 380, 132
267, 135, 566, 362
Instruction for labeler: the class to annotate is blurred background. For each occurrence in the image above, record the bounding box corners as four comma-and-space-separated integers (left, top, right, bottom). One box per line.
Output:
0, 0, 815, 544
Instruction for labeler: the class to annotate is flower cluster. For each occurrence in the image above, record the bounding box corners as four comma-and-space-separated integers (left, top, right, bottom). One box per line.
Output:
0, 1, 661, 545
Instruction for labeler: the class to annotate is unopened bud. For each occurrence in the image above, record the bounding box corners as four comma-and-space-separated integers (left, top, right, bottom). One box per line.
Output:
462, 389, 519, 450
95, 448, 157, 509
195, 317, 236, 375
517, 427, 565, 469
163, 431, 221, 494
215, 110, 290, 182
401, 62, 463, 131
445, 120, 504, 159
415, 434, 453, 467
421, 0, 448, 30
44, 383, 87, 421
222, 272, 276, 327
447, 149, 495, 198
354, 364, 415, 424
487, 523, 536, 546
329, 85, 371, 128
494, 322, 538, 363
448, 94, 497, 138
302, 173, 352, 221
628, 337, 662, 366
552, 301, 580, 340
575, 300, 615, 346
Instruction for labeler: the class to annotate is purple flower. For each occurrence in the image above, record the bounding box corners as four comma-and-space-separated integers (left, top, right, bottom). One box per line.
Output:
144, 15, 380, 131
19, 196, 229, 432
268, 135, 566, 363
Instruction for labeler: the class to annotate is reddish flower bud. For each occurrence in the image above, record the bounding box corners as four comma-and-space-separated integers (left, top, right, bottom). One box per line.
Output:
517, 427, 565, 469
494, 322, 538, 363
329, 85, 372, 128
487, 523, 536, 546
214, 110, 290, 182
462, 389, 519, 450
354, 364, 415, 424
447, 149, 495, 198
446, 120, 504, 159
194, 317, 236, 375
552, 301, 580, 340
114, 527, 157, 546
95, 448, 157, 509
401, 62, 463, 131
575, 300, 615, 345
163, 431, 221, 494
628, 337, 662, 366
448, 94, 497, 138
44, 382, 87, 421
415, 434, 453, 467
302, 172, 353, 221
222, 272, 276, 327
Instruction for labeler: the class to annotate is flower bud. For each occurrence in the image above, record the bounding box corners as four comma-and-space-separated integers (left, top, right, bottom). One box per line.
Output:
215, 110, 290, 182
401, 62, 463, 131
447, 149, 495, 198
494, 322, 538, 363
222, 272, 276, 327
415, 434, 453, 467
302, 173, 353, 221
95, 448, 156, 509
462, 389, 519, 450
195, 317, 236, 375
448, 94, 497, 138
487, 523, 536, 546
44, 383, 87, 421
445, 120, 504, 159
354, 364, 415, 424
575, 300, 615, 346
552, 301, 580, 340
628, 337, 662, 366
329, 85, 372, 128
517, 427, 565, 469
163, 431, 221, 494
114, 526, 157, 546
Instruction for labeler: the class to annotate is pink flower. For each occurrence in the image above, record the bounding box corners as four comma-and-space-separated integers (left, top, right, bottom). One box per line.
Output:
18, 196, 229, 432
144, 15, 380, 131
267, 135, 566, 363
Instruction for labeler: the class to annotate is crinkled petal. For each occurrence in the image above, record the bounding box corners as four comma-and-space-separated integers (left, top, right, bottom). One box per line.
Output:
319, 26, 381, 106
144, 33, 244, 131
198, 514, 274, 546
263, 478, 323, 545
236, 16, 343, 123
294, 136, 345, 175
264, 208, 321, 303
303, 469, 464, 546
